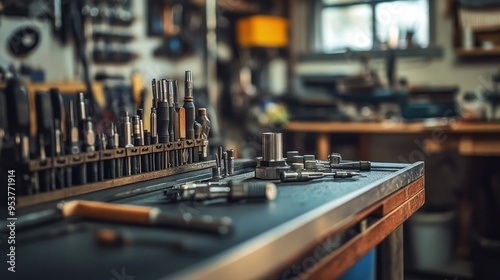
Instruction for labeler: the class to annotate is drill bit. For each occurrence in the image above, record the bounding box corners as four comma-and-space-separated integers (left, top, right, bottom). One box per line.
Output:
227, 149, 235, 175
151, 78, 158, 108
157, 79, 170, 169
120, 112, 134, 176
183, 70, 196, 164
96, 133, 106, 181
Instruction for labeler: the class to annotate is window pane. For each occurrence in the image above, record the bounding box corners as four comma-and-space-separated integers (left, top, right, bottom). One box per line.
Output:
321, 5, 373, 52
375, 0, 429, 49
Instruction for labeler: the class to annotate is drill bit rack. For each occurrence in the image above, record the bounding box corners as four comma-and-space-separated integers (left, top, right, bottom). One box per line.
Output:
19, 153, 215, 208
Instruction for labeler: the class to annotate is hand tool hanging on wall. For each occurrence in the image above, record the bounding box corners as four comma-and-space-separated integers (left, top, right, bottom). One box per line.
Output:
60, 200, 232, 235
164, 181, 277, 202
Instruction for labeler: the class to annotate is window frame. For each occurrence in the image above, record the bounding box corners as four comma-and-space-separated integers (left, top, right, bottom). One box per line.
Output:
304, 0, 441, 61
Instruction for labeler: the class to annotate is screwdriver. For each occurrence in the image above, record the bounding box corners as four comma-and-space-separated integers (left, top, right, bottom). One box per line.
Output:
183, 70, 195, 164
280, 170, 360, 182
49, 88, 65, 189
165, 181, 277, 202
35, 91, 56, 192
157, 79, 170, 169
59, 200, 233, 235
5, 78, 35, 194
132, 115, 142, 174
65, 100, 82, 186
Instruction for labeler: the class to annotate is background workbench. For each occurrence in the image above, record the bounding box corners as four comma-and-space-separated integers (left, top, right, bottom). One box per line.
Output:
6, 161, 424, 279
285, 121, 500, 160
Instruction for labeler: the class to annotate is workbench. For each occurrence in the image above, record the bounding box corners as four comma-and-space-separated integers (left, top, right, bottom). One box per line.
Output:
285, 121, 500, 159
6, 160, 424, 279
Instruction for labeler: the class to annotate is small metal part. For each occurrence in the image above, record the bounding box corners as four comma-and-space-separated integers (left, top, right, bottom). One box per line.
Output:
292, 155, 304, 164
328, 153, 342, 165
150, 108, 158, 144
255, 133, 290, 180
166, 181, 277, 202
227, 149, 235, 175
76, 92, 87, 122
321, 153, 371, 171
121, 112, 134, 176
184, 70, 195, 140
304, 155, 315, 162
223, 151, 228, 177
262, 132, 283, 162
167, 80, 175, 142
291, 163, 304, 171
96, 133, 106, 181
280, 170, 360, 182
211, 153, 222, 181
304, 160, 317, 170
286, 151, 299, 165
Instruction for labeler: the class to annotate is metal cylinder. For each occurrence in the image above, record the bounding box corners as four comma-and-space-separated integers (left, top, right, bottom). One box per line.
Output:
262, 133, 283, 162
286, 151, 299, 165
329, 153, 342, 165
292, 155, 304, 164
291, 163, 304, 171
304, 155, 315, 162
304, 160, 317, 170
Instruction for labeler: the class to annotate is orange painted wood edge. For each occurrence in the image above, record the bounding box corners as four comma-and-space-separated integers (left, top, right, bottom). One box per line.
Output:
305, 189, 425, 279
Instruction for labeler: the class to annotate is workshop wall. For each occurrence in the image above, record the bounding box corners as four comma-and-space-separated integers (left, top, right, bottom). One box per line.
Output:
0, 0, 204, 85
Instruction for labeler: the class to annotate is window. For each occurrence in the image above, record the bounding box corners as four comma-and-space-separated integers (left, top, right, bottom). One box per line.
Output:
318, 0, 430, 53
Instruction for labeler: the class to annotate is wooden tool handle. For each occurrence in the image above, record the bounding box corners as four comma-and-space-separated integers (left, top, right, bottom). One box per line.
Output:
61, 200, 153, 225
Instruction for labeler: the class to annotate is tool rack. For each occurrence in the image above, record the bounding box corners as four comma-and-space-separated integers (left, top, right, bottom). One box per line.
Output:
17, 139, 213, 207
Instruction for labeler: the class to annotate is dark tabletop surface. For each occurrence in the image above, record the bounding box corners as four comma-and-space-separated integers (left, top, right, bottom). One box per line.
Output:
2, 161, 424, 280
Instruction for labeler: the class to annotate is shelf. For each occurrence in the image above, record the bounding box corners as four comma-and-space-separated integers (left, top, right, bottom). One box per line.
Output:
455, 47, 500, 57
